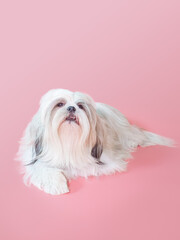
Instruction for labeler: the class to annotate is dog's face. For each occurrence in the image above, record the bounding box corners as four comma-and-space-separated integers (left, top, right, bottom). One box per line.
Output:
28, 89, 103, 167
40, 89, 96, 135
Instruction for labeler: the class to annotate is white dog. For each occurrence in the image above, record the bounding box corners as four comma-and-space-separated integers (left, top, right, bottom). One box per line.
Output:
17, 89, 173, 195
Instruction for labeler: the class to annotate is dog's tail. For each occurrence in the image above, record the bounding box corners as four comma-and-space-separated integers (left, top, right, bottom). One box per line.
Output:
140, 130, 175, 148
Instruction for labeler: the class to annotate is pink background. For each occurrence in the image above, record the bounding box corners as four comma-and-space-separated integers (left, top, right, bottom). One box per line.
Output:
0, 0, 180, 239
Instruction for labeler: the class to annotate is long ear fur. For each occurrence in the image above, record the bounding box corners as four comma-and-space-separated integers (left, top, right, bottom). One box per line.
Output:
25, 135, 43, 166
18, 111, 44, 166
91, 115, 104, 163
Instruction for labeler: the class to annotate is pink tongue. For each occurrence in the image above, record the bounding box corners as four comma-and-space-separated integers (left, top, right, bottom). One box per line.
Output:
67, 115, 76, 120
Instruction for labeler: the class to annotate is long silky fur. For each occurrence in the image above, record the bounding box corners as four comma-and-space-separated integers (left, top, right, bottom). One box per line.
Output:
16, 89, 174, 195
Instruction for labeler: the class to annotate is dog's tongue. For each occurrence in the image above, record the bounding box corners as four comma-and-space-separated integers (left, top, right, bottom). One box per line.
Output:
66, 114, 76, 121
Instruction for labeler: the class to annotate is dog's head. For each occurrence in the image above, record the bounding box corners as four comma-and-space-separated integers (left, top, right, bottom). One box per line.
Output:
22, 89, 104, 166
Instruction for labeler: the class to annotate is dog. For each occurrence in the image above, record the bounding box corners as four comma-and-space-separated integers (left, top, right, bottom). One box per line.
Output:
17, 89, 174, 195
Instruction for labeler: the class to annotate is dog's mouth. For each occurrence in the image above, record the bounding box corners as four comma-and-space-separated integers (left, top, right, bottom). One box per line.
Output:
65, 114, 79, 125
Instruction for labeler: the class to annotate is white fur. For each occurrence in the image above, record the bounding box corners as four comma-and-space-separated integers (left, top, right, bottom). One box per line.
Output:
17, 89, 174, 195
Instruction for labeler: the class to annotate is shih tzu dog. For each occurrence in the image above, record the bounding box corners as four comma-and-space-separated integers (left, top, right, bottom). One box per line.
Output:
17, 89, 173, 195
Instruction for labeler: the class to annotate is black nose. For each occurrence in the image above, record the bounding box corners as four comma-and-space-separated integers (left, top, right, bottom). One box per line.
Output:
67, 106, 76, 112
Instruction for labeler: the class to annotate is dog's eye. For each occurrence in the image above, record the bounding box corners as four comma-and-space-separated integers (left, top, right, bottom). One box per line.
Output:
56, 102, 65, 107
77, 104, 84, 110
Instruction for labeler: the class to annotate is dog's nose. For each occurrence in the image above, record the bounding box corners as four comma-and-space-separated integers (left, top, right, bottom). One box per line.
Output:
67, 106, 76, 112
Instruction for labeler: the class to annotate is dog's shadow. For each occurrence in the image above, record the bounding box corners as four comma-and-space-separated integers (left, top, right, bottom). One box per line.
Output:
129, 145, 177, 171
69, 177, 85, 194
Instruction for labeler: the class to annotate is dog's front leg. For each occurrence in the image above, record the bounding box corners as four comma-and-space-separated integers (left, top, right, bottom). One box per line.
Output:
24, 162, 69, 195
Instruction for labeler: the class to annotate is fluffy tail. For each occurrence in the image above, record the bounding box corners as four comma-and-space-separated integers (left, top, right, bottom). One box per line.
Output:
141, 130, 175, 147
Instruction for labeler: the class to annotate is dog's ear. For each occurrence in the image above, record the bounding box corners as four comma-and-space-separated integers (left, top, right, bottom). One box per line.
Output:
20, 111, 44, 166
34, 137, 43, 157
91, 116, 104, 163
91, 140, 103, 159
27, 134, 43, 165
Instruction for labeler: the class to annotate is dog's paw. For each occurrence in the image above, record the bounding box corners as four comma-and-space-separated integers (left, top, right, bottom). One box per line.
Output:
43, 180, 69, 195
29, 167, 69, 195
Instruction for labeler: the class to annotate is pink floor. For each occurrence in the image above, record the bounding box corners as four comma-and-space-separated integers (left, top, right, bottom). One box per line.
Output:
0, 0, 180, 240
